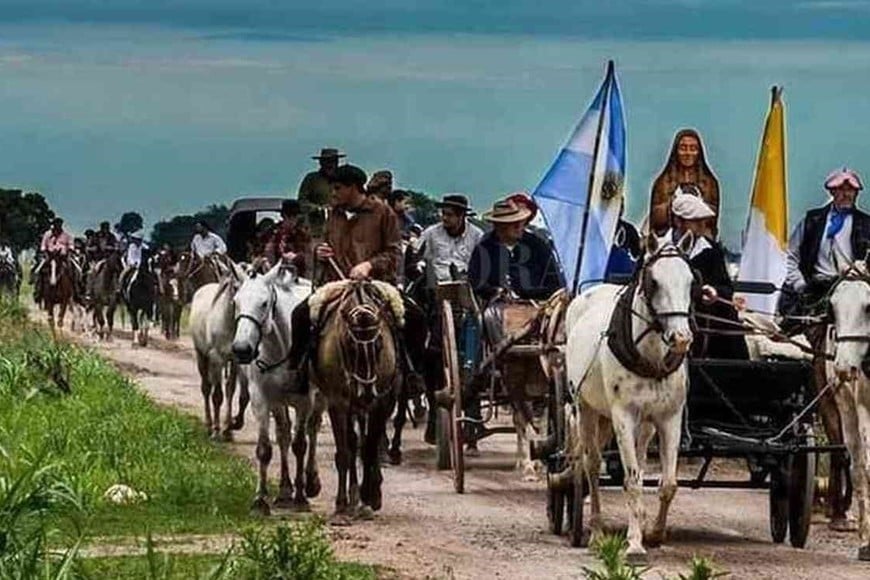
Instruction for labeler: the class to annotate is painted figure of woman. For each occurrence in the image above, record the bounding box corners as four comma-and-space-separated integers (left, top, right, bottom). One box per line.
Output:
649, 128, 721, 236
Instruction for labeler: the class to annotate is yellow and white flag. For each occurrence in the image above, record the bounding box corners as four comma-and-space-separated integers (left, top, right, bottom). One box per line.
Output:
737, 87, 788, 316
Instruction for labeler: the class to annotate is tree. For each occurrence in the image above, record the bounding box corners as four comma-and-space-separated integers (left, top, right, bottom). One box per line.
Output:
406, 190, 438, 227
0, 189, 56, 252
116, 212, 144, 235
150, 205, 230, 251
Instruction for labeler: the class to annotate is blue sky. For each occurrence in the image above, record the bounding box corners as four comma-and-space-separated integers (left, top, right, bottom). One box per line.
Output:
0, 3, 868, 248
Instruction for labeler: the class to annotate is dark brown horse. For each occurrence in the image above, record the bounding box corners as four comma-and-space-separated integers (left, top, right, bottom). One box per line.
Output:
310, 280, 401, 521
89, 252, 122, 340
40, 252, 75, 330
157, 262, 183, 339
177, 252, 224, 302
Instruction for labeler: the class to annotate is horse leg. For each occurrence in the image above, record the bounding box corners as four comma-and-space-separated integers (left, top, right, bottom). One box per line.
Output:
582, 409, 604, 544
328, 406, 351, 517
855, 395, 870, 559
388, 389, 408, 465
612, 406, 647, 562
646, 412, 681, 547
208, 360, 224, 439
251, 396, 273, 516
272, 406, 296, 508
347, 414, 360, 514
232, 368, 249, 431
196, 352, 214, 434
364, 395, 393, 515
305, 400, 324, 498
821, 390, 851, 528
221, 363, 237, 441
290, 404, 311, 508
513, 403, 538, 481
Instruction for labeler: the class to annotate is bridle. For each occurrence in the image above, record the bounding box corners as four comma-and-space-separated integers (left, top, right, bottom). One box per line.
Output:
234, 281, 281, 371
635, 245, 700, 340
338, 282, 390, 400
830, 269, 870, 345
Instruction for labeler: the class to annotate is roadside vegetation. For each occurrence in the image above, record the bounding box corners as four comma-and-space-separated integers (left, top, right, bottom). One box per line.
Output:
0, 294, 377, 578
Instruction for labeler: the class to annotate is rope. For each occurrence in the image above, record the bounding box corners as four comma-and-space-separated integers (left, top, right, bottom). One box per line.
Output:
764, 380, 835, 444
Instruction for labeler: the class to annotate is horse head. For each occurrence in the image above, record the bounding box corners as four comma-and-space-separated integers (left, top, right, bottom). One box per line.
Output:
639, 232, 697, 355
830, 260, 870, 380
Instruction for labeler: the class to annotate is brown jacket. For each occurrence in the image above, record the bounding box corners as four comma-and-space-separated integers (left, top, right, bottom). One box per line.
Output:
322, 196, 401, 283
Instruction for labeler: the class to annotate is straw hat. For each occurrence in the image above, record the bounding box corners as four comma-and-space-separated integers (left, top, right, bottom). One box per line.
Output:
482, 199, 532, 224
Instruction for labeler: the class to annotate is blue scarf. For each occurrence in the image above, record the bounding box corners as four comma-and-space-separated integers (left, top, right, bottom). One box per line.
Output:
826, 206, 852, 240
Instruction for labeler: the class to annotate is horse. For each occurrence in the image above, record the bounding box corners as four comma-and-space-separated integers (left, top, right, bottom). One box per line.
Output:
157, 262, 183, 340
827, 262, 870, 560
190, 262, 248, 440
564, 232, 696, 562
39, 252, 76, 330
0, 256, 19, 298
177, 251, 225, 301
231, 263, 325, 514
309, 279, 402, 520
89, 252, 123, 340
122, 255, 158, 347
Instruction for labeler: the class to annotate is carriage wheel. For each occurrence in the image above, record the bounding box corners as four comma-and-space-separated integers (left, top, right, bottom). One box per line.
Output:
569, 477, 589, 548
436, 408, 451, 470
769, 464, 789, 544
546, 365, 567, 535
451, 344, 465, 495
438, 301, 465, 495
788, 428, 816, 548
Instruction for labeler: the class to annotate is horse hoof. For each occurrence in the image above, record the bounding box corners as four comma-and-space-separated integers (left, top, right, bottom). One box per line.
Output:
625, 547, 649, 566
272, 493, 296, 510
305, 475, 322, 499
424, 421, 436, 445
644, 530, 666, 548
858, 545, 870, 561
209, 430, 222, 442
230, 415, 245, 431
829, 518, 858, 532
250, 498, 271, 516
221, 430, 234, 442
293, 497, 311, 512
387, 448, 402, 466
356, 505, 375, 521
329, 513, 353, 527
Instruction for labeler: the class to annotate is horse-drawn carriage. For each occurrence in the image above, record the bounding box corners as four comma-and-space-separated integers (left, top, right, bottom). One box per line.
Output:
536, 278, 844, 551
434, 279, 556, 493
225, 197, 284, 264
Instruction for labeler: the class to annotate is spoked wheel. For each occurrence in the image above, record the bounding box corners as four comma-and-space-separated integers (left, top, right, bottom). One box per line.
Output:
439, 301, 465, 493
788, 427, 816, 548
769, 463, 789, 544
546, 365, 567, 535
569, 477, 589, 548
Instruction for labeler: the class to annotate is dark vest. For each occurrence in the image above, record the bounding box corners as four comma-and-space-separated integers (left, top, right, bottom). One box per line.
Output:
798, 205, 870, 281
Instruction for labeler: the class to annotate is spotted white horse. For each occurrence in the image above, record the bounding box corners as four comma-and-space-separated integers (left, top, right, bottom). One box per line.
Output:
565, 232, 696, 562
827, 261, 870, 561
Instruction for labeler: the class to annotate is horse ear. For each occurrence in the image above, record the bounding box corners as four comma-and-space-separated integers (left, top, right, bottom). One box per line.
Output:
676, 230, 695, 255
274, 265, 298, 291
644, 233, 661, 255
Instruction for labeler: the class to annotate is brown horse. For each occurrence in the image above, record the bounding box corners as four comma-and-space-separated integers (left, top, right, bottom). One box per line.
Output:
40, 252, 75, 330
157, 262, 183, 340
177, 252, 225, 301
309, 280, 401, 520
89, 252, 123, 340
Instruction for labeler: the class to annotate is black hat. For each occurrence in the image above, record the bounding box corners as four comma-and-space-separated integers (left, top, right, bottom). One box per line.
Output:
333, 164, 367, 189
52, 217, 64, 226
99, 221, 110, 229
281, 199, 301, 217
312, 147, 346, 160
435, 194, 474, 215
388, 189, 408, 205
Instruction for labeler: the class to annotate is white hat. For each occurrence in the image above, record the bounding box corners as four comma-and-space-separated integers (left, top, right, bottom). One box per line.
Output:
671, 189, 715, 220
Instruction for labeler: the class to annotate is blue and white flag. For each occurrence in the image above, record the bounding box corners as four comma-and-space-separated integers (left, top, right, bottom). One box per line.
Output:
533, 61, 626, 294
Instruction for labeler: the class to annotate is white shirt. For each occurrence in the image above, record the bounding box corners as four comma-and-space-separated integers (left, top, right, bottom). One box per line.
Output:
0, 245, 14, 266
191, 232, 227, 259
125, 238, 146, 267
416, 222, 484, 284
785, 206, 853, 291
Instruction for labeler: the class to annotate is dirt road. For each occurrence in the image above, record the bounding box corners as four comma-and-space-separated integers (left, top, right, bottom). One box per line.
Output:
73, 329, 870, 580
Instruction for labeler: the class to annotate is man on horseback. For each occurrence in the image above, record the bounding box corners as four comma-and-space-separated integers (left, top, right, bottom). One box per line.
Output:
85, 221, 121, 303
264, 199, 311, 276
0, 223, 20, 295
191, 221, 227, 259
33, 218, 73, 304
299, 147, 344, 208
120, 228, 149, 301
285, 164, 422, 394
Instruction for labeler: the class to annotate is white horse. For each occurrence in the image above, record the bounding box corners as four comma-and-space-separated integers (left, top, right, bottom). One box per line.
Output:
190, 261, 247, 440
827, 263, 870, 560
231, 263, 325, 515
565, 233, 696, 562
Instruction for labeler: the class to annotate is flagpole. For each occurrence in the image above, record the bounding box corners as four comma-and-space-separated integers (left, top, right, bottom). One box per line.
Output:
572, 60, 614, 295
740, 86, 781, 253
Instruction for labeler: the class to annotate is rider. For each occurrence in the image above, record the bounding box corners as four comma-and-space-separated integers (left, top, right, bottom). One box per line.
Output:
190, 221, 227, 260
0, 223, 20, 290
33, 218, 73, 303
85, 222, 121, 301
668, 189, 747, 359
120, 228, 149, 299
264, 199, 311, 276
285, 164, 424, 394
783, 167, 870, 317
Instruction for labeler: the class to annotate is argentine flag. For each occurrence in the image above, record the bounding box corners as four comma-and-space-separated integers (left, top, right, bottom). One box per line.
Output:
533, 61, 627, 294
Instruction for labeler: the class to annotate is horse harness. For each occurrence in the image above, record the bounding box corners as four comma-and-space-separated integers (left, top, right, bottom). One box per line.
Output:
606, 246, 700, 381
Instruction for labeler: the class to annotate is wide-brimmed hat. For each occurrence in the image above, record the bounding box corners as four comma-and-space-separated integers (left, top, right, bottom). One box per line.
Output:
366, 170, 393, 193
671, 189, 715, 220
312, 147, 346, 160
506, 191, 538, 222
825, 167, 863, 192
482, 199, 532, 224
435, 194, 475, 215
